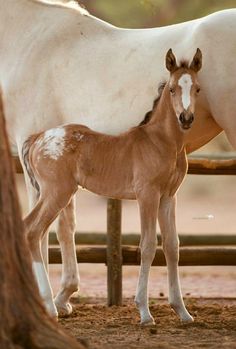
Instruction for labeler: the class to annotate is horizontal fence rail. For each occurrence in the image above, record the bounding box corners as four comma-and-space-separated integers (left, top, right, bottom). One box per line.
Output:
48, 246, 236, 266
13, 154, 236, 175
188, 154, 236, 175
49, 232, 236, 247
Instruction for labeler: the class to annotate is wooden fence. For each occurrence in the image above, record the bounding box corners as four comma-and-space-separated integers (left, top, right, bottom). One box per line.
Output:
14, 155, 236, 305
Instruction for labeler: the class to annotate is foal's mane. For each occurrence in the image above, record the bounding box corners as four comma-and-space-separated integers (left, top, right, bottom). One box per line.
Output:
179, 60, 190, 69
139, 82, 166, 126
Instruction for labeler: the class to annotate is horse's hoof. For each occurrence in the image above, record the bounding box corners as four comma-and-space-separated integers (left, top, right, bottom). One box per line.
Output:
55, 301, 73, 318
140, 317, 156, 327
181, 314, 194, 323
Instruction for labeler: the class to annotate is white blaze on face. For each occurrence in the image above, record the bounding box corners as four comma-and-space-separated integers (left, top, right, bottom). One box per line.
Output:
178, 74, 193, 110
37, 127, 66, 160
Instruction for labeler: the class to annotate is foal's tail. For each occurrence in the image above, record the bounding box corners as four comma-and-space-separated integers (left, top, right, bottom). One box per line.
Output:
22, 136, 40, 197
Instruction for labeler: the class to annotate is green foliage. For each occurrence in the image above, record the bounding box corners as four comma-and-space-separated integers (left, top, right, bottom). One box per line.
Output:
83, 0, 236, 28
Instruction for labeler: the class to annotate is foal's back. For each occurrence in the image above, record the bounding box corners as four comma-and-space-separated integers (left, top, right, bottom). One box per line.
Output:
25, 117, 180, 201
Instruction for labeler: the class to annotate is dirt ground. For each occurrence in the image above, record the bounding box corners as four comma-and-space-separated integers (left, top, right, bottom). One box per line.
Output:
60, 297, 236, 349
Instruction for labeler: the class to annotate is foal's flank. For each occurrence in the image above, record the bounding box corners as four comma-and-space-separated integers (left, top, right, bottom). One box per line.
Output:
23, 48, 202, 324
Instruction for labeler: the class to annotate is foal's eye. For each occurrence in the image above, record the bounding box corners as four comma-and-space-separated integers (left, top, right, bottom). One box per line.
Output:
196, 88, 201, 93
169, 88, 175, 94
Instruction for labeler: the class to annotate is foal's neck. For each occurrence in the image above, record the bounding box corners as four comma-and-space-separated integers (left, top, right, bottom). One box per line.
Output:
146, 83, 184, 152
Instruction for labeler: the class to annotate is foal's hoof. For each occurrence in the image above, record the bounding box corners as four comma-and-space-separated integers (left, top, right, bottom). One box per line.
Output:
55, 301, 73, 318
181, 314, 194, 323
140, 316, 156, 327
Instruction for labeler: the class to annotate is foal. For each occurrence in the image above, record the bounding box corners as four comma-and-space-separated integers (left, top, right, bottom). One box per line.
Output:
23, 48, 202, 324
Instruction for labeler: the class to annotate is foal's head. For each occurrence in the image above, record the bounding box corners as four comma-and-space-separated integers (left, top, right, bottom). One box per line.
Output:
165, 48, 202, 130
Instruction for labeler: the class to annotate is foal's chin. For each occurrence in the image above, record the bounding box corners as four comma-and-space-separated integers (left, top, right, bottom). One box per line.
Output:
179, 123, 192, 132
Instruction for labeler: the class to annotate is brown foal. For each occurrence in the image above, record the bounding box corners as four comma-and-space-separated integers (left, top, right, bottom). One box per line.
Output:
23, 48, 202, 324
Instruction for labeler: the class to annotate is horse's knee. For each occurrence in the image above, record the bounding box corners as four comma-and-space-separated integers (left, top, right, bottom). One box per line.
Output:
140, 241, 157, 263
162, 237, 179, 262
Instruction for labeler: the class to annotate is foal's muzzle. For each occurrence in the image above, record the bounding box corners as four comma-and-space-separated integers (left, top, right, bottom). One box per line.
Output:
179, 112, 194, 130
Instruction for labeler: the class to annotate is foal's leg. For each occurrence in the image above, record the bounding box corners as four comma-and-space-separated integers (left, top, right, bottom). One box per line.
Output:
54, 195, 80, 317
21, 154, 49, 271
135, 192, 159, 325
158, 195, 193, 322
41, 232, 49, 271
24, 188, 75, 318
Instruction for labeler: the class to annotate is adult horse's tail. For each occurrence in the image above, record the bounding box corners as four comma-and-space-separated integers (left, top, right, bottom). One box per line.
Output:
22, 136, 40, 197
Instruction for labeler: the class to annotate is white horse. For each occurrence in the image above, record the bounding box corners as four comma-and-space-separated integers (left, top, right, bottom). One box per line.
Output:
1, 0, 236, 317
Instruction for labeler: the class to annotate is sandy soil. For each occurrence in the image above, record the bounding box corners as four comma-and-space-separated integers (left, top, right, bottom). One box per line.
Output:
60, 298, 236, 349
49, 264, 236, 299
51, 263, 236, 349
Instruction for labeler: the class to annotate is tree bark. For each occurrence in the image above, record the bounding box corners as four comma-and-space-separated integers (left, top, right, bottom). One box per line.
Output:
0, 91, 84, 349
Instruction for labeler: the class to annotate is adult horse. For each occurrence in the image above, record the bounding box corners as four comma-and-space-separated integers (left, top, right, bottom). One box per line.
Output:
1, 0, 236, 316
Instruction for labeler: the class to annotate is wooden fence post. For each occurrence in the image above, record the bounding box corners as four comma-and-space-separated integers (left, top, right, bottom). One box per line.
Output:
107, 198, 122, 306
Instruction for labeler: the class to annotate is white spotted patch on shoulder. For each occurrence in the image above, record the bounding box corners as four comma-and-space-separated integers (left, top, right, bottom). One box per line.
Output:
75, 133, 84, 141
37, 127, 66, 160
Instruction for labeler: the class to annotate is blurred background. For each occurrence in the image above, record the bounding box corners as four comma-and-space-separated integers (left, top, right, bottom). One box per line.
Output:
17, 0, 236, 298
81, 0, 236, 28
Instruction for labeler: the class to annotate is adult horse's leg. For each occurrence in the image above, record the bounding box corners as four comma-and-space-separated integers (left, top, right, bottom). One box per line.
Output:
135, 191, 159, 325
158, 195, 193, 322
54, 195, 80, 317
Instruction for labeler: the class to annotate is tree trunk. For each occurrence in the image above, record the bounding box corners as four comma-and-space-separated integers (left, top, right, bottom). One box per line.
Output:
0, 91, 84, 349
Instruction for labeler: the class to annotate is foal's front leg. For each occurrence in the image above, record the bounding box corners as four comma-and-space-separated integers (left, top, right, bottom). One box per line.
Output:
158, 195, 193, 322
54, 195, 80, 317
135, 192, 159, 325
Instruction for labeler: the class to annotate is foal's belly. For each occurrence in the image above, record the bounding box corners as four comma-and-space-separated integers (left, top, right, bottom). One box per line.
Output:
78, 180, 137, 201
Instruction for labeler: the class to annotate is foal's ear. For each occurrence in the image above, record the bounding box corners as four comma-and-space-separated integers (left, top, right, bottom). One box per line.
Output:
190, 48, 202, 72
166, 49, 177, 73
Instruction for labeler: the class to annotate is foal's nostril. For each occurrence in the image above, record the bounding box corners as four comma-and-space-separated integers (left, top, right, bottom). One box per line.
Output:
189, 114, 194, 123
179, 113, 185, 124
179, 113, 194, 125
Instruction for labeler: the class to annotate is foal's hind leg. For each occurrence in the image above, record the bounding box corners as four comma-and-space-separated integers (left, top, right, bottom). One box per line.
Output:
21, 151, 50, 271
158, 195, 193, 322
24, 187, 75, 318
135, 191, 159, 325
24, 198, 59, 318
54, 195, 80, 317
